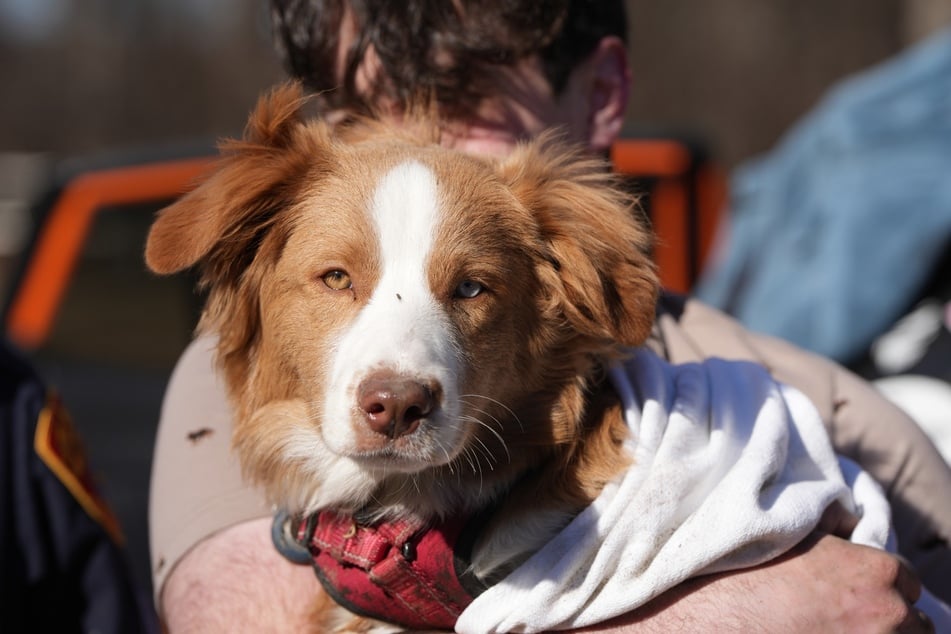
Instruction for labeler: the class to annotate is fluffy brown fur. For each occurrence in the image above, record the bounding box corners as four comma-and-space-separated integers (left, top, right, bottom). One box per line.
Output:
146, 81, 658, 631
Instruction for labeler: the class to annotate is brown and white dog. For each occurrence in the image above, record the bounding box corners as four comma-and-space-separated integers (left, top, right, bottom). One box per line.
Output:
146, 82, 658, 631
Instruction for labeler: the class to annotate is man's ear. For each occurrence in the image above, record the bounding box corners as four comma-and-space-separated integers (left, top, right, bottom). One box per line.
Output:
561, 36, 631, 154
588, 36, 631, 151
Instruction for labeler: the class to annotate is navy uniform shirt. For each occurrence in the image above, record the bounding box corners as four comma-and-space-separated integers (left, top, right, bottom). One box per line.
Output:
0, 339, 152, 633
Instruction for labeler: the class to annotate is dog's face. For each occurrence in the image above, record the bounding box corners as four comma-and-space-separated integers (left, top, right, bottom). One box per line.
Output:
146, 82, 657, 518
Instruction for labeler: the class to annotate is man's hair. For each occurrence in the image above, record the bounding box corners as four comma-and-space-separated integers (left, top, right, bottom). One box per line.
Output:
270, 0, 627, 115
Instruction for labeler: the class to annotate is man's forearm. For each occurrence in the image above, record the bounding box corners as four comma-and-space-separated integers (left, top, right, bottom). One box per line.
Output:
574, 533, 926, 634
162, 523, 927, 633
160, 518, 323, 633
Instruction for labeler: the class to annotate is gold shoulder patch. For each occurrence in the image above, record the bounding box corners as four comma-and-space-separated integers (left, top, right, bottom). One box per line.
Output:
34, 393, 124, 544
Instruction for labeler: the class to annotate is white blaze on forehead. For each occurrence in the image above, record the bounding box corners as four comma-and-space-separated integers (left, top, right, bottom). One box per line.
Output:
372, 160, 439, 278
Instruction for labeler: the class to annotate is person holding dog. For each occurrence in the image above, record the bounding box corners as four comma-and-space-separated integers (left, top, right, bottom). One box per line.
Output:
150, 1, 951, 631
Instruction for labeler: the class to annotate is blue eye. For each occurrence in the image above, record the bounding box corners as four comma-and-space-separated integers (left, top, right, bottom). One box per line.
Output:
455, 280, 483, 299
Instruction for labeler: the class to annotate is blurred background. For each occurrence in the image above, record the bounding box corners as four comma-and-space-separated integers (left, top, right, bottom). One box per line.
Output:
1, 0, 950, 607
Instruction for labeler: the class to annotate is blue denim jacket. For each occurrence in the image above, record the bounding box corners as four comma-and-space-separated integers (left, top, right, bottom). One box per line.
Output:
696, 27, 951, 363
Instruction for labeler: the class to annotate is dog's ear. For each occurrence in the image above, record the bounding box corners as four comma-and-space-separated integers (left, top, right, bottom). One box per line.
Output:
145, 81, 321, 277
498, 135, 659, 347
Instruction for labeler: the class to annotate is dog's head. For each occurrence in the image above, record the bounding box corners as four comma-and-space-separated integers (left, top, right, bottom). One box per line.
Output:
146, 82, 658, 517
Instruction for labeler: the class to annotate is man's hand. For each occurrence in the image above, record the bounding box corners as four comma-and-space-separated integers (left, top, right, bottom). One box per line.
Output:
578, 532, 932, 633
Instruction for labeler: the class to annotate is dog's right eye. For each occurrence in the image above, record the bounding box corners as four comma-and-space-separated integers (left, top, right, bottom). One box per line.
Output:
321, 270, 352, 290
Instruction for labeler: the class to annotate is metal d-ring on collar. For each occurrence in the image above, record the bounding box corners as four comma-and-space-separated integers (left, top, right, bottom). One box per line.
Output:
271, 508, 317, 564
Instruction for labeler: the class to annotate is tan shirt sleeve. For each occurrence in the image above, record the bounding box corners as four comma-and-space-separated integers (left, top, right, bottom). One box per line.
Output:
148, 335, 271, 607
648, 294, 951, 601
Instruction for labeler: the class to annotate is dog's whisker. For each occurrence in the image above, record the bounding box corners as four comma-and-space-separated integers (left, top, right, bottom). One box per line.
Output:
460, 422, 502, 469
463, 406, 507, 438
461, 446, 486, 495
367, 489, 384, 507
473, 437, 501, 470
459, 441, 480, 475
433, 436, 456, 475
459, 394, 524, 432
459, 415, 511, 465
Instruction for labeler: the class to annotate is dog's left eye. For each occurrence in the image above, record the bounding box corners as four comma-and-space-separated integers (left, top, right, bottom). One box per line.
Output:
455, 280, 483, 299
321, 270, 352, 290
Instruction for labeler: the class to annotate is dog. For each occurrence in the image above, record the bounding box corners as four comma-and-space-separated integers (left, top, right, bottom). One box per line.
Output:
145, 81, 657, 631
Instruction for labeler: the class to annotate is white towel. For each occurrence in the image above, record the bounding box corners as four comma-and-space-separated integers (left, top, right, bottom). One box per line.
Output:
456, 348, 948, 633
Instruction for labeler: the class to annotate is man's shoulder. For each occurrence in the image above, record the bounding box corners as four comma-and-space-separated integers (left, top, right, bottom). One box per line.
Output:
651, 292, 847, 421
653, 292, 835, 370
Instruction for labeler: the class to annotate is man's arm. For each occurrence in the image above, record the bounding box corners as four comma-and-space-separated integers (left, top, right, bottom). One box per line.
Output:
653, 295, 951, 601
161, 518, 324, 633
576, 533, 929, 633
160, 519, 930, 633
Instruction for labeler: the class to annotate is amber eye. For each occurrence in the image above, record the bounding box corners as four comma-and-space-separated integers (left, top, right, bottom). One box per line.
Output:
321, 270, 352, 290
455, 280, 483, 299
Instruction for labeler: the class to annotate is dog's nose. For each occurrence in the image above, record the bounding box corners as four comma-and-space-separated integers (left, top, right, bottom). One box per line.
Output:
357, 373, 437, 439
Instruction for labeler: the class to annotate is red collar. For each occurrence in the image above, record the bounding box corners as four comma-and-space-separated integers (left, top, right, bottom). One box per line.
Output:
298, 510, 487, 629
